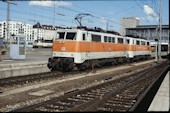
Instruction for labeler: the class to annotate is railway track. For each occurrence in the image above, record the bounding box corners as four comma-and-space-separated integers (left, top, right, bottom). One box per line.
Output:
0, 69, 90, 90
0, 59, 153, 90
13, 61, 169, 112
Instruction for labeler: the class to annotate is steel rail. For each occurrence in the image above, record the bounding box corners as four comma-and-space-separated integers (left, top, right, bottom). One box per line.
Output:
129, 64, 169, 111
78, 63, 168, 111
12, 61, 168, 112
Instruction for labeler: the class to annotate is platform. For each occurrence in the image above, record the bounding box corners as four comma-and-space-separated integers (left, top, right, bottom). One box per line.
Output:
148, 71, 169, 111
0, 48, 51, 79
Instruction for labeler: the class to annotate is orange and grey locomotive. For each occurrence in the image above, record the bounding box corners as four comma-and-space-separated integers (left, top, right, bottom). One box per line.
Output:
47, 27, 152, 71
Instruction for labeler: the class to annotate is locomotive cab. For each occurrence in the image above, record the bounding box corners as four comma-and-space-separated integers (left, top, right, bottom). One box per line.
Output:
48, 29, 88, 71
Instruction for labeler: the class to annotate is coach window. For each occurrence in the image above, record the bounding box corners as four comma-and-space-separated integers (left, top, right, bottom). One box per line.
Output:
118, 38, 124, 44
136, 40, 140, 45
66, 32, 76, 40
82, 34, 86, 41
104, 36, 107, 42
92, 34, 101, 42
141, 41, 145, 45
147, 42, 150, 45
108, 37, 112, 42
112, 37, 115, 43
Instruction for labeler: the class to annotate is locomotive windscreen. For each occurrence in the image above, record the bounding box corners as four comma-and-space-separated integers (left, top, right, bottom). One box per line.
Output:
57, 32, 76, 40
66, 32, 76, 40
57, 32, 65, 39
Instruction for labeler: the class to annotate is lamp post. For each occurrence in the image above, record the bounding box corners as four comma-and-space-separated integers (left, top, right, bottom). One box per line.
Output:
29, 20, 40, 41
53, 4, 55, 27
158, 0, 162, 60
155, 39, 159, 62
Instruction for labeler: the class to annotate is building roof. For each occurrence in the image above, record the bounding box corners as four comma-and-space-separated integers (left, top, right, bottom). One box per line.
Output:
33, 22, 63, 30
126, 25, 169, 30
76, 26, 121, 35
121, 17, 140, 20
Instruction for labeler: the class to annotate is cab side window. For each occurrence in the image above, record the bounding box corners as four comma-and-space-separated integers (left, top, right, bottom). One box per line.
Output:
82, 34, 86, 41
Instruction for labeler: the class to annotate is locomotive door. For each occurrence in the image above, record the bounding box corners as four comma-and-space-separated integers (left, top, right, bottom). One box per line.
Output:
85, 32, 91, 58
125, 39, 130, 58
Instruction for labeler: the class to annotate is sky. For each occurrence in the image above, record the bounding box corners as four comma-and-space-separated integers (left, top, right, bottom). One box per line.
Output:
0, 0, 169, 32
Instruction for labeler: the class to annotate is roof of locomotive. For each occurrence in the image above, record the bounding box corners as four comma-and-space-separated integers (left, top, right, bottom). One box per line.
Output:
56, 26, 149, 41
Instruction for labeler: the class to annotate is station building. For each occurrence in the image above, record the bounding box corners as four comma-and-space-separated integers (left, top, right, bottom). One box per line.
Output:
125, 25, 169, 43
120, 17, 140, 36
125, 25, 169, 57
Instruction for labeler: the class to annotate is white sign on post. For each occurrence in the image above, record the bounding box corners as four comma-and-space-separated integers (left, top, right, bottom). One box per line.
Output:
10, 35, 26, 59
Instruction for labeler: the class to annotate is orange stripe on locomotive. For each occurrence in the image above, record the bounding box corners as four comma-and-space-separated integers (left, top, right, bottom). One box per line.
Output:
52, 41, 151, 52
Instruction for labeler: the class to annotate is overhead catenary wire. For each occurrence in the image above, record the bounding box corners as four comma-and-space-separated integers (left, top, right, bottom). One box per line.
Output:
16, 1, 140, 29
0, 1, 139, 30
1, 1, 167, 32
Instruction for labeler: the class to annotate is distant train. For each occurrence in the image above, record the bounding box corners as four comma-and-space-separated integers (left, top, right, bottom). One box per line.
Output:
47, 27, 153, 71
150, 42, 169, 59
33, 39, 53, 48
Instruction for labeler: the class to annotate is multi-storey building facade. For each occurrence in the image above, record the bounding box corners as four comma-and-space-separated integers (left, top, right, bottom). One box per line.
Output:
120, 17, 140, 36
0, 21, 62, 47
33, 23, 61, 41
0, 21, 33, 43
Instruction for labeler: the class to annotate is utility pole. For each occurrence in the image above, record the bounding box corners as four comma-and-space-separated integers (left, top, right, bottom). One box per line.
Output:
6, 3, 10, 45
106, 21, 108, 31
2, 0, 17, 50
155, 39, 159, 62
29, 20, 40, 41
37, 22, 40, 41
158, 0, 162, 60
53, 4, 55, 27
29, 19, 39, 40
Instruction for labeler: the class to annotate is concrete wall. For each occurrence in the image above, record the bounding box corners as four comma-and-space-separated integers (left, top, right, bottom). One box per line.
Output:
0, 61, 50, 79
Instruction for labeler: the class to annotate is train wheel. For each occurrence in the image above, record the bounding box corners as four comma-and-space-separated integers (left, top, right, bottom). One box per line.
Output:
63, 67, 71, 72
77, 64, 87, 71
127, 58, 133, 63
63, 64, 71, 72
51, 68, 57, 71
